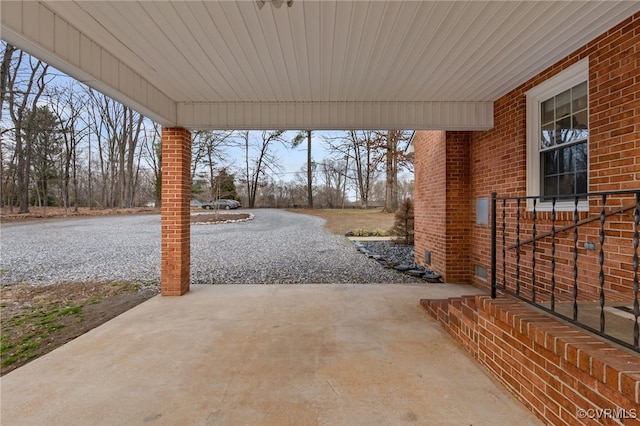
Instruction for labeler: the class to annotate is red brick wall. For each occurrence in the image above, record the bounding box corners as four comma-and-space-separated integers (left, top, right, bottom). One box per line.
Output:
414, 131, 448, 278
468, 12, 640, 293
161, 127, 191, 296
413, 131, 471, 283
444, 132, 471, 282
421, 296, 640, 426
414, 13, 640, 291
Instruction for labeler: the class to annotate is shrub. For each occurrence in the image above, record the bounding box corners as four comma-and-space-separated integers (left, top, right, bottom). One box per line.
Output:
349, 228, 389, 237
391, 198, 414, 245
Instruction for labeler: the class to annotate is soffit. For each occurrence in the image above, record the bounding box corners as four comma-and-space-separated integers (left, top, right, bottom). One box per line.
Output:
2, 0, 639, 129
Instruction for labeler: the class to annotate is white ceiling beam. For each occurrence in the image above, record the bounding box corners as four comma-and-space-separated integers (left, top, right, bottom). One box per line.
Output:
1, 0, 177, 126
177, 101, 493, 131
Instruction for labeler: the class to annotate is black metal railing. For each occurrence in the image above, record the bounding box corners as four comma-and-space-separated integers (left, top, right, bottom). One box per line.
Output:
491, 189, 640, 352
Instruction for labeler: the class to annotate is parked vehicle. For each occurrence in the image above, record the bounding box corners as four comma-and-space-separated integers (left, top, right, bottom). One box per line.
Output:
201, 199, 239, 210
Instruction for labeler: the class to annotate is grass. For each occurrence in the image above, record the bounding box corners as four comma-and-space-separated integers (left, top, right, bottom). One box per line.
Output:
1, 281, 153, 375
289, 208, 396, 236
1, 304, 84, 367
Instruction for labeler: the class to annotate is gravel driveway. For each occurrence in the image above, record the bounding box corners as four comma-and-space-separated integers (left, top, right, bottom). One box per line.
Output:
0, 209, 418, 286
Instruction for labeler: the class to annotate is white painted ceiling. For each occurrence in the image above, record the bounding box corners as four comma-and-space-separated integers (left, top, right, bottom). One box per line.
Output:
2, 1, 639, 129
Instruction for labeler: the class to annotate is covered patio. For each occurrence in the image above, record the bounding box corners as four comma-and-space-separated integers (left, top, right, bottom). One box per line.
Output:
0, 284, 541, 425
2, 1, 639, 425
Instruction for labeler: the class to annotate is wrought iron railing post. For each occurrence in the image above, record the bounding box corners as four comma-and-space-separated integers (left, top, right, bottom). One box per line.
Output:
516, 198, 521, 295
573, 196, 579, 321
491, 192, 497, 299
502, 198, 506, 290
599, 194, 607, 333
633, 192, 639, 347
532, 198, 537, 303
551, 197, 556, 312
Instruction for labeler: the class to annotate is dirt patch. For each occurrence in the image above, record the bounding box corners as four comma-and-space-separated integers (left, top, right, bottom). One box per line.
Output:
0, 282, 157, 376
0, 207, 158, 225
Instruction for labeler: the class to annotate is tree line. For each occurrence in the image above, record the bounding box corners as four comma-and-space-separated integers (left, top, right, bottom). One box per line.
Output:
1, 44, 413, 213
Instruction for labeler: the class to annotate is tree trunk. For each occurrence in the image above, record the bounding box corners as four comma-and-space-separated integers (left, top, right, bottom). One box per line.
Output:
384, 130, 399, 212
88, 130, 93, 209
72, 145, 79, 212
125, 109, 143, 207
15, 131, 29, 212
7, 53, 48, 213
0, 45, 17, 208
244, 132, 252, 208
118, 109, 127, 208
307, 131, 313, 208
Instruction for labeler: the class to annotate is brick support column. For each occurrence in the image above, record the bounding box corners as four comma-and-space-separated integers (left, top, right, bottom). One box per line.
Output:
444, 131, 471, 282
161, 127, 191, 296
413, 130, 471, 283
414, 131, 447, 278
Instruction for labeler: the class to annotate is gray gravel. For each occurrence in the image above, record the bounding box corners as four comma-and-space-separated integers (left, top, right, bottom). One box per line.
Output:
0, 209, 420, 287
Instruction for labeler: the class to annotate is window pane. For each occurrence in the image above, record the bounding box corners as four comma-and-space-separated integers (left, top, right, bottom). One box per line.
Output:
555, 89, 571, 118
572, 81, 588, 112
543, 151, 557, 175
576, 171, 587, 194
541, 123, 555, 148
574, 142, 587, 171
572, 110, 588, 141
544, 176, 558, 197
560, 146, 576, 173
541, 99, 555, 124
556, 115, 572, 144
558, 173, 575, 196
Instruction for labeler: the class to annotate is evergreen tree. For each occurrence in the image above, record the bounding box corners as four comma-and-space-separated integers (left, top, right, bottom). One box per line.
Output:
391, 198, 414, 245
217, 168, 238, 200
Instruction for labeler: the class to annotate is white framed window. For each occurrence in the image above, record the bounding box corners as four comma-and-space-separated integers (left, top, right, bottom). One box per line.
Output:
526, 58, 589, 211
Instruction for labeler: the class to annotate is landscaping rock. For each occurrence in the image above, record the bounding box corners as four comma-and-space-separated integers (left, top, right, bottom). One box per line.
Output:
423, 271, 443, 283
394, 264, 412, 272
355, 241, 443, 283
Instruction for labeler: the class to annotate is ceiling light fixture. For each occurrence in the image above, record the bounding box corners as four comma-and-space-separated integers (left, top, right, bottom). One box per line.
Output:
256, 0, 294, 10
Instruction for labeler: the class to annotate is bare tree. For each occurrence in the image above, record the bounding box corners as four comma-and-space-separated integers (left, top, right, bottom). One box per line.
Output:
243, 130, 286, 208
291, 130, 313, 208
384, 130, 399, 211
122, 107, 145, 208
48, 83, 89, 212
4, 46, 49, 212
324, 131, 383, 208
86, 89, 146, 208
316, 159, 346, 208
378, 130, 412, 212
0, 43, 17, 208
291, 162, 317, 207
142, 123, 162, 207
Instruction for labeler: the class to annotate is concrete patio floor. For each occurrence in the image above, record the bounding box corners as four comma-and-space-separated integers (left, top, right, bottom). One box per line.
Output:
0, 284, 541, 426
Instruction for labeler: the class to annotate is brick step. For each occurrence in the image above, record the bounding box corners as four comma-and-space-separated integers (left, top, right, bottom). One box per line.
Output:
420, 298, 449, 322
420, 295, 479, 326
